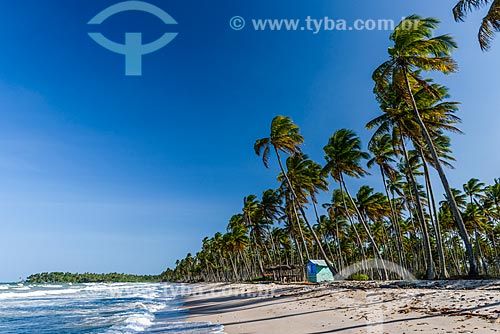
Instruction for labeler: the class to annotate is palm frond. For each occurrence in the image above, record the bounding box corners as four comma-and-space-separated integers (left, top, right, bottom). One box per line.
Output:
479, 0, 500, 50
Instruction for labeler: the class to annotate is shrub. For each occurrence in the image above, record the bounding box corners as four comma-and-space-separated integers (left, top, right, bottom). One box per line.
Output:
350, 273, 370, 281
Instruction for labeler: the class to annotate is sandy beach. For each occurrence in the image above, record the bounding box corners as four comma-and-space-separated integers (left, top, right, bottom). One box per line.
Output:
185, 281, 500, 334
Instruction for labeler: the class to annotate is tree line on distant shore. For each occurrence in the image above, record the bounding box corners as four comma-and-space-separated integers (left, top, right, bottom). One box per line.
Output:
26, 272, 161, 284
161, 15, 500, 283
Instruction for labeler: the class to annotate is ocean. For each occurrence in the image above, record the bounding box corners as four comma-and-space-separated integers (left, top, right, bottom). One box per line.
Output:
0, 282, 223, 334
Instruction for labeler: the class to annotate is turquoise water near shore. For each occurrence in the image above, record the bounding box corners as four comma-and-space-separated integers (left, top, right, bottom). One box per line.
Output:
0, 282, 222, 334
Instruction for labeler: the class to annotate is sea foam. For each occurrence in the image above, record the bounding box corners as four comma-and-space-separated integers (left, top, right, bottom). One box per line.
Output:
0, 283, 222, 334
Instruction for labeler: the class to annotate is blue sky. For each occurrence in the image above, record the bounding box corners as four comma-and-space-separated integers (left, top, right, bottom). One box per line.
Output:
0, 0, 498, 281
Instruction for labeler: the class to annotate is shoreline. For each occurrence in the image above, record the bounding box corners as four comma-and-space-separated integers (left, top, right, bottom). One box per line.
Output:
184, 281, 500, 334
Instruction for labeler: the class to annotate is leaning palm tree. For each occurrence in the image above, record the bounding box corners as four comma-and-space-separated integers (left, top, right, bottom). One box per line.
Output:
373, 15, 479, 276
254, 115, 336, 275
324, 188, 366, 266
323, 128, 388, 279
280, 153, 336, 269
367, 134, 405, 267
453, 0, 500, 50
355, 186, 394, 267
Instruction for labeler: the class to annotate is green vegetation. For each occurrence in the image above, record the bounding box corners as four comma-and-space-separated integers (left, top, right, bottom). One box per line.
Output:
162, 16, 500, 283
350, 274, 370, 281
26, 272, 160, 284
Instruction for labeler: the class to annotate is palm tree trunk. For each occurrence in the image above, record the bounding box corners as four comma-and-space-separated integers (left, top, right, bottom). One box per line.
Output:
228, 253, 239, 281
287, 211, 306, 280
312, 201, 339, 271
418, 147, 449, 279
338, 181, 367, 264
489, 231, 500, 275
242, 251, 254, 280
292, 200, 311, 260
245, 212, 266, 278
340, 174, 388, 279
401, 178, 424, 272
400, 135, 436, 279
251, 233, 266, 279
334, 217, 345, 268
403, 67, 479, 277
472, 220, 489, 276
427, 172, 449, 279
265, 224, 279, 267
380, 167, 405, 269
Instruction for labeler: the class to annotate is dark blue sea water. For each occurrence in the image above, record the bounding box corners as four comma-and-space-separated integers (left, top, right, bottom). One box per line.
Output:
0, 283, 223, 334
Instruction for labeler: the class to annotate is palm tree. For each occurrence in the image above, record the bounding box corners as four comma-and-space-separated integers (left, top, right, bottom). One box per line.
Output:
323, 128, 388, 278
323, 189, 354, 267
367, 134, 405, 267
485, 180, 500, 218
255, 115, 336, 275
463, 178, 489, 274
282, 153, 330, 229
241, 196, 267, 278
419, 138, 454, 279
453, 0, 500, 50
373, 15, 479, 276
464, 178, 486, 205
223, 223, 250, 280
259, 189, 282, 266
280, 153, 337, 270
368, 79, 464, 278
367, 84, 438, 279
355, 185, 395, 270
260, 189, 282, 224
411, 85, 460, 279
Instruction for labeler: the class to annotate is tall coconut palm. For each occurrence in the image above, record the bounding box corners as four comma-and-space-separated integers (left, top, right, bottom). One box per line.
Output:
483, 181, 500, 273
368, 80, 463, 278
283, 153, 330, 230
484, 180, 500, 218
453, 0, 500, 50
325, 188, 368, 265
464, 178, 486, 205
323, 128, 388, 278
241, 196, 268, 278
259, 189, 282, 266
323, 189, 355, 267
280, 153, 336, 270
355, 185, 394, 269
367, 134, 405, 266
412, 87, 459, 279
419, 137, 455, 279
403, 145, 438, 279
255, 115, 336, 275
222, 225, 249, 280
315, 214, 340, 266
260, 189, 282, 224
367, 82, 445, 278
373, 15, 479, 276
463, 178, 489, 274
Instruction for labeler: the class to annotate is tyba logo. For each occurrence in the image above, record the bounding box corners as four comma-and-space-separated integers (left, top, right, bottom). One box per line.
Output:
88, 1, 178, 76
